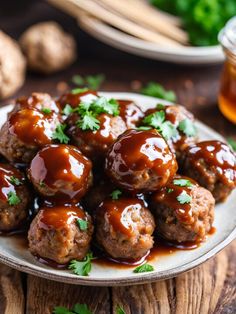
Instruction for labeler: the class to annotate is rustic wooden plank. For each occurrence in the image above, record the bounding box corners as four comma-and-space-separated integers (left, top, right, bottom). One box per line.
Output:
26, 275, 110, 314
0, 264, 25, 314
112, 240, 236, 314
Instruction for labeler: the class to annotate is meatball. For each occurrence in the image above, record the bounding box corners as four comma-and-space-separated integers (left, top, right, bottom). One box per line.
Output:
0, 163, 31, 231
143, 104, 197, 158
181, 141, 236, 202
118, 99, 144, 128
105, 129, 178, 192
150, 176, 215, 243
68, 113, 127, 161
0, 30, 26, 99
10, 92, 61, 115
58, 89, 98, 110
28, 144, 92, 202
19, 21, 76, 74
96, 197, 155, 260
0, 107, 61, 163
28, 205, 93, 264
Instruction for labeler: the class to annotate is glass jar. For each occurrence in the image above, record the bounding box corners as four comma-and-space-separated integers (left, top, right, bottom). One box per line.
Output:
218, 17, 236, 124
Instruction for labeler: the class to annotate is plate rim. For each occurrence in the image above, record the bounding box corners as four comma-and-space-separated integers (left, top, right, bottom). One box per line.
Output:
0, 92, 235, 286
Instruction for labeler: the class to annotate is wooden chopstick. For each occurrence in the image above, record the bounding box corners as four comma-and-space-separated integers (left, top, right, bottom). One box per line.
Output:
96, 0, 188, 44
48, 0, 183, 46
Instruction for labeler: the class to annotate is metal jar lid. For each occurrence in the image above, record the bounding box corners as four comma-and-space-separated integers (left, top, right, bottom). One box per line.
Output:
218, 16, 236, 53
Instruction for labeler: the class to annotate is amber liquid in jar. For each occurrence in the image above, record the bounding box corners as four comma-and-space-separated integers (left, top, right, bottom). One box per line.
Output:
218, 58, 236, 124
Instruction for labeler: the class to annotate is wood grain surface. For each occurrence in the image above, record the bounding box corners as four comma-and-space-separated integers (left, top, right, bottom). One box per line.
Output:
0, 1, 236, 314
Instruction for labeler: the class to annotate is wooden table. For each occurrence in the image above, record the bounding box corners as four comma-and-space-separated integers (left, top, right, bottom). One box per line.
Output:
0, 2, 236, 313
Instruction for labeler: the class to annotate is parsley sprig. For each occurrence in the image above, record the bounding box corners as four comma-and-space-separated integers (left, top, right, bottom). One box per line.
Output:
133, 263, 154, 273
141, 82, 176, 102
177, 191, 192, 204
178, 119, 197, 137
7, 191, 21, 206
173, 179, 193, 187
68, 252, 94, 276
72, 74, 105, 90
116, 306, 126, 314
77, 218, 88, 231
111, 189, 122, 200
41, 107, 52, 115
52, 123, 70, 144
9, 176, 22, 186
53, 303, 92, 314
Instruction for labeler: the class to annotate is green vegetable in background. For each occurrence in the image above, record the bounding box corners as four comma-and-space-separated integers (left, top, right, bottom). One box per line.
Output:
150, 0, 236, 46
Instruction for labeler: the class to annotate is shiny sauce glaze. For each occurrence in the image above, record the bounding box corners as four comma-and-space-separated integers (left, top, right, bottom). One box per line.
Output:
0, 163, 25, 202
118, 99, 144, 128
152, 176, 197, 225
9, 108, 60, 146
15, 93, 61, 114
105, 129, 177, 191
186, 141, 236, 186
58, 90, 98, 109
29, 144, 92, 201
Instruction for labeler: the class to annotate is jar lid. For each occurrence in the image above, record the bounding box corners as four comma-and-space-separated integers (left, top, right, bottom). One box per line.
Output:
218, 16, 236, 52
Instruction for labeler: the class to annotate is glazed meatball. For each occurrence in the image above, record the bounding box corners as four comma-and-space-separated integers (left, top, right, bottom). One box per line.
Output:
150, 176, 215, 243
20, 22, 77, 74
0, 163, 31, 231
143, 104, 197, 158
28, 144, 92, 202
181, 141, 236, 202
105, 129, 177, 192
58, 89, 98, 110
28, 205, 93, 264
10, 92, 61, 115
0, 107, 61, 163
0, 30, 26, 99
96, 197, 155, 260
118, 99, 144, 128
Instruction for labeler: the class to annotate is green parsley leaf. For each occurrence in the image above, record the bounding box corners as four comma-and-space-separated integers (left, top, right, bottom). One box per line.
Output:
136, 126, 152, 131
72, 74, 105, 90
72, 75, 85, 86
141, 82, 176, 102
167, 188, 173, 193
173, 179, 193, 187
116, 305, 126, 314
41, 107, 51, 115
68, 252, 93, 276
178, 119, 197, 137
143, 111, 165, 129
76, 112, 100, 131
52, 124, 70, 144
156, 103, 165, 110
176, 191, 192, 204
62, 104, 74, 116
73, 303, 92, 314
53, 306, 74, 314
133, 263, 154, 273
9, 176, 21, 186
7, 191, 21, 206
159, 120, 178, 140
227, 138, 236, 151
91, 97, 119, 116
77, 218, 88, 231
111, 189, 122, 200
71, 87, 89, 95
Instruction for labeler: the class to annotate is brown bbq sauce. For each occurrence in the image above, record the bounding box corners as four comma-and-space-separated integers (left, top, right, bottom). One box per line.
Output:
29, 145, 92, 201
105, 129, 177, 191
59, 90, 98, 109
9, 108, 58, 146
187, 141, 236, 186
118, 99, 144, 128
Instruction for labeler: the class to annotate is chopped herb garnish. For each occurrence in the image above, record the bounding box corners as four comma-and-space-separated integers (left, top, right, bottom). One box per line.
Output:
178, 119, 197, 137
227, 138, 236, 151
9, 176, 21, 186
72, 74, 105, 90
52, 124, 70, 144
177, 191, 192, 204
141, 82, 176, 102
167, 188, 173, 193
77, 218, 88, 231
111, 189, 122, 200
142, 111, 178, 140
136, 126, 152, 131
7, 191, 21, 206
53, 303, 92, 314
68, 252, 93, 276
76, 112, 100, 131
156, 103, 165, 110
62, 104, 74, 116
116, 306, 126, 314
173, 179, 193, 187
133, 263, 154, 273
71, 87, 89, 95
41, 107, 51, 115
91, 97, 119, 116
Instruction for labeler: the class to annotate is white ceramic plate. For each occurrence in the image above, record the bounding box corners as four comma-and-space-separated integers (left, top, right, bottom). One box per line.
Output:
0, 92, 235, 286
78, 16, 224, 65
